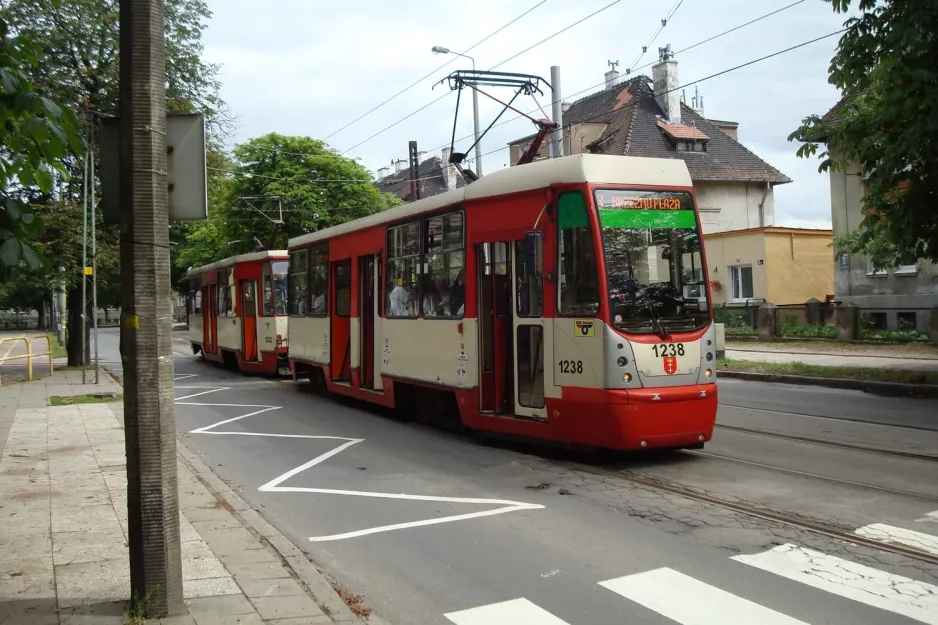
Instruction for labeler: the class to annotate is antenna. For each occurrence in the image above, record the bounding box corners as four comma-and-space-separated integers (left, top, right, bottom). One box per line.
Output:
608, 59, 619, 72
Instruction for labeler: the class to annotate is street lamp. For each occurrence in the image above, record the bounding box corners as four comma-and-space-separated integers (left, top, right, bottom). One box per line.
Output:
432, 45, 483, 176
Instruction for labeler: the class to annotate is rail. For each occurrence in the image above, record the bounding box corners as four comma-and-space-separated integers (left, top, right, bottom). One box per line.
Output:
0, 335, 55, 386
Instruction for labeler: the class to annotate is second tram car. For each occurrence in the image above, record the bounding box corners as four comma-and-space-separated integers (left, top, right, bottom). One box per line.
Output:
285, 154, 718, 451
188, 250, 290, 374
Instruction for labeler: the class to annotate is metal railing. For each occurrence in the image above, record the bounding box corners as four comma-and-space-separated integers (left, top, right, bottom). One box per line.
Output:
0, 335, 54, 386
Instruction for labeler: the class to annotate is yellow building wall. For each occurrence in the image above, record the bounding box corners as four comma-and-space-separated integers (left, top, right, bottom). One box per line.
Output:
701, 232, 767, 305
764, 232, 835, 304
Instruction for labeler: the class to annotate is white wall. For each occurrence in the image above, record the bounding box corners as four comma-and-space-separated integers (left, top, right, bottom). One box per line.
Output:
695, 181, 776, 234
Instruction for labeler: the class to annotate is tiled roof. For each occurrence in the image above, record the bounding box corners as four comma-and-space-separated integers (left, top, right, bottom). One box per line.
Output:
373, 156, 465, 202
547, 76, 791, 184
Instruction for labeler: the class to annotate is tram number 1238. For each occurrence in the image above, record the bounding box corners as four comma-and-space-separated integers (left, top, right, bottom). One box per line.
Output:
558, 359, 583, 374
652, 343, 685, 357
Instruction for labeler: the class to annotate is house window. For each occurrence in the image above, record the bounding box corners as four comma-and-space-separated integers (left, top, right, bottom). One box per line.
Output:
838, 252, 849, 270
895, 262, 917, 276
866, 260, 887, 277
728, 265, 753, 301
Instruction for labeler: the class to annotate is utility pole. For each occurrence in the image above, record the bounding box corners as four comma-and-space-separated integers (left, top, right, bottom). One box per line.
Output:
119, 0, 184, 617
81, 126, 89, 383
90, 120, 100, 385
550, 66, 563, 159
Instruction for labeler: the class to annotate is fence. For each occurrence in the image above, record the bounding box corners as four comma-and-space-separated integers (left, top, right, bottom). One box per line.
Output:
0, 334, 54, 386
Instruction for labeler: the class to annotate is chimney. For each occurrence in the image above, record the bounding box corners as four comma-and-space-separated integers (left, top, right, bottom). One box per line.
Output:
561, 101, 573, 114
604, 59, 620, 91
441, 147, 457, 191
417, 151, 426, 163
394, 159, 407, 174
377, 167, 390, 180
652, 44, 680, 124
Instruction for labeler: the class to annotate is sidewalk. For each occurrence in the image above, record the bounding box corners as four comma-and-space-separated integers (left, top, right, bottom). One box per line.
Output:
0, 368, 368, 625
725, 341, 938, 371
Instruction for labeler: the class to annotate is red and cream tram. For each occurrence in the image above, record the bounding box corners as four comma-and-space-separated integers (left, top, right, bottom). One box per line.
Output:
187, 250, 290, 374
285, 154, 717, 451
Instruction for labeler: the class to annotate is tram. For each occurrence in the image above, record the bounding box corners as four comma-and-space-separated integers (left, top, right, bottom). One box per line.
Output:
187, 250, 290, 374
285, 153, 718, 451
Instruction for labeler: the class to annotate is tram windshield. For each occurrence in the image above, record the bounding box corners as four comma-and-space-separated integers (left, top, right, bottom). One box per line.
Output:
593, 189, 710, 337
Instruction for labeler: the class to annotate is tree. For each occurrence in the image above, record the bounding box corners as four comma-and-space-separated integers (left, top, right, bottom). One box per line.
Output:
0, 15, 83, 270
205, 133, 400, 256
790, 0, 938, 265
3, 0, 227, 363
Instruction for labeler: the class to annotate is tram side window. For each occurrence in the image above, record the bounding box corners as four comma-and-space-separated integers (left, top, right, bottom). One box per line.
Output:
189, 277, 202, 316
386, 222, 420, 318
423, 212, 465, 318
308, 244, 329, 316
263, 261, 289, 316
288, 249, 309, 316
217, 269, 235, 317
557, 191, 600, 316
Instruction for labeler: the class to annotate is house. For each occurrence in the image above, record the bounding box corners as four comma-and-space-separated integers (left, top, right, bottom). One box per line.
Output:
508, 45, 791, 235
703, 227, 834, 306
373, 147, 465, 202
819, 97, 938, 332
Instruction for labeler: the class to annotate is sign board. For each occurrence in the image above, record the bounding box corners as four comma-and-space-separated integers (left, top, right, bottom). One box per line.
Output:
99, 113, 208, 224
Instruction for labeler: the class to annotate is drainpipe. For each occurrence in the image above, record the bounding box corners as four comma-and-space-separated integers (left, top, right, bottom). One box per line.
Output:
758, 182, 770, 227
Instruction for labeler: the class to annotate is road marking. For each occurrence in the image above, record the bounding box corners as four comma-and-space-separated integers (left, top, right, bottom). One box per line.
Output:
599, 567, 809, 624
174, 373, 199, 381
444, 598, 570, 625
855, 523, 938, 557
180, 387, 543, 543
731, 543, 938, 624
916, 511, 938, 523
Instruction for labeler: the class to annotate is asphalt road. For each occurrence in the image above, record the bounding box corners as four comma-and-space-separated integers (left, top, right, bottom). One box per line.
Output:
103, 329, 938, 624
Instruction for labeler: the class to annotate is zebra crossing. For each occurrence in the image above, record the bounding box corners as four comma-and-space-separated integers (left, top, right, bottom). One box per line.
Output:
444, 512, 938, 625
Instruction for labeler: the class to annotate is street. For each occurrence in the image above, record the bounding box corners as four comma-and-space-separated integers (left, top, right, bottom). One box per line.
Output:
94, 328, 938, 624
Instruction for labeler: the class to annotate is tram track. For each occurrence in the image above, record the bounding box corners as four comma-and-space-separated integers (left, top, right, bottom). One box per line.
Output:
557, 460, 938, 566
718, 403, 938, 433
712, 423, 938, 462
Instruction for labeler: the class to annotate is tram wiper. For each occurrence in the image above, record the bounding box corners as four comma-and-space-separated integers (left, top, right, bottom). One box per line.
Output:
647, 304, 670, 341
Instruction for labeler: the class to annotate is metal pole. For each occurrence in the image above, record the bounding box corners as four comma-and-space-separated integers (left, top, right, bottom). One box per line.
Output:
56, 267, 66, 346
81, 128, 89, 384
471, 57, 483, 176
550, 66, 563, 158
90, 118, 99, 384
119, 0, 184, 616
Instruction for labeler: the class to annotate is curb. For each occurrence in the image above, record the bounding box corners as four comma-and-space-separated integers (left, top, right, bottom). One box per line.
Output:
718, 369, 938, 398
102, 363, 377, 625
177, 445, 369, 625
726, 346, 938, 363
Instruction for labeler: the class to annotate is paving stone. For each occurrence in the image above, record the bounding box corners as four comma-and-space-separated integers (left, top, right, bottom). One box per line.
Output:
181, 540, 228, 582
58, 600, 129, 625
154, 616, 197, 625
268, 617, 335, 625
0, 573, 55, 601
182, 506, 236, 523
228, 561, 292, 580
0, 555, 53, 578
189, 516, 241, 532
55, 559, 130, 609
183, 576, 241, 599
237, 577, 306, 599
217, 549, 279, 566
185, 594, 256, 616
200, 528, 265, 555
191, 614, 264, 625
250, 595, 325, 620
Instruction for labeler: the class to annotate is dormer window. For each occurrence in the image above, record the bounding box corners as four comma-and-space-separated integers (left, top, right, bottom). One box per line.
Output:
676, 140, 706, 152
657, 120, 709, 152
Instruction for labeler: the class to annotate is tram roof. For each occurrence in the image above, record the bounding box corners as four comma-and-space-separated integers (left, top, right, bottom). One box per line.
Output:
289, 154, 692, 248
186, 250, 289, 277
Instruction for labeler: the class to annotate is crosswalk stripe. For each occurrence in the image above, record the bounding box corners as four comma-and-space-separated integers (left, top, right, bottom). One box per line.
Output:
855, 523, 938, 557
916, 510, 938, 523
599, 567, 810, 625
444, 598, 571, 625
732, 543, 938, 625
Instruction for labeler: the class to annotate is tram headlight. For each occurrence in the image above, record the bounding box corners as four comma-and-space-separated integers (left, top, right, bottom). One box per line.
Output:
622, 373, 632, 383
617, 356, 628, 367
704, 369, 713, 378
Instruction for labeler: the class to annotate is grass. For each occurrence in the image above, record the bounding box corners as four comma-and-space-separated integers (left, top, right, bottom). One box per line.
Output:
47, 334, 67, 359
718, 358, 938, 385
49, 392, 122, 406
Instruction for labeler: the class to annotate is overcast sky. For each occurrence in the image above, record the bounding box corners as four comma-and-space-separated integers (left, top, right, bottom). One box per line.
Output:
202, 0, 854, 230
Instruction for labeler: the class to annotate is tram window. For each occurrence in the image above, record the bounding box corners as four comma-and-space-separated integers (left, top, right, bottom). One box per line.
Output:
514, 240, 542, 318
308, 244, 329, 316
423, 212, 465, 318
217, 269, 235, 317
288, 249, 309, 316
335, 263, 351, 317
386, 222, 420, 318
262, 261, 289, 316
189, 277, 202, 315
557, 191, 600, 316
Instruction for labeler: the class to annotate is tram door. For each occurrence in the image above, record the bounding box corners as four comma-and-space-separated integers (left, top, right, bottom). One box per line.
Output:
240, 279, 258, 362
202, 284, 216, 356
477, 242, 513, 414
331, 260, 352, 382
512, 239, 546, 420
358, 254, 378, 390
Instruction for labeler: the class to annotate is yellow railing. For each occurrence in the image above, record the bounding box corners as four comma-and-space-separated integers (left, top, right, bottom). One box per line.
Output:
0, 335, 55, 386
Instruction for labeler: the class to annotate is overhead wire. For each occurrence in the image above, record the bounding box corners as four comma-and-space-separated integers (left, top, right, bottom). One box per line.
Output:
323, 0, 548, 141
423, 0, 813, 157
628, 0, 684, 72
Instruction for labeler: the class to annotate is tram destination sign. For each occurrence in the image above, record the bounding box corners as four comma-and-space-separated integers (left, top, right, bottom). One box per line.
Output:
594, 189, 692, 211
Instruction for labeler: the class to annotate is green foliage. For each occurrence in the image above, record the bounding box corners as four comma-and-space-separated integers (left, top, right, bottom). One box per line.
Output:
790, 0, 938, 265
780, 323, 838, 339
0, 16, 83, 269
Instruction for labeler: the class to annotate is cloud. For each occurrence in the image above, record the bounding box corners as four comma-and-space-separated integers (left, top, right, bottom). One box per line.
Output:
203, 0, 852, 226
